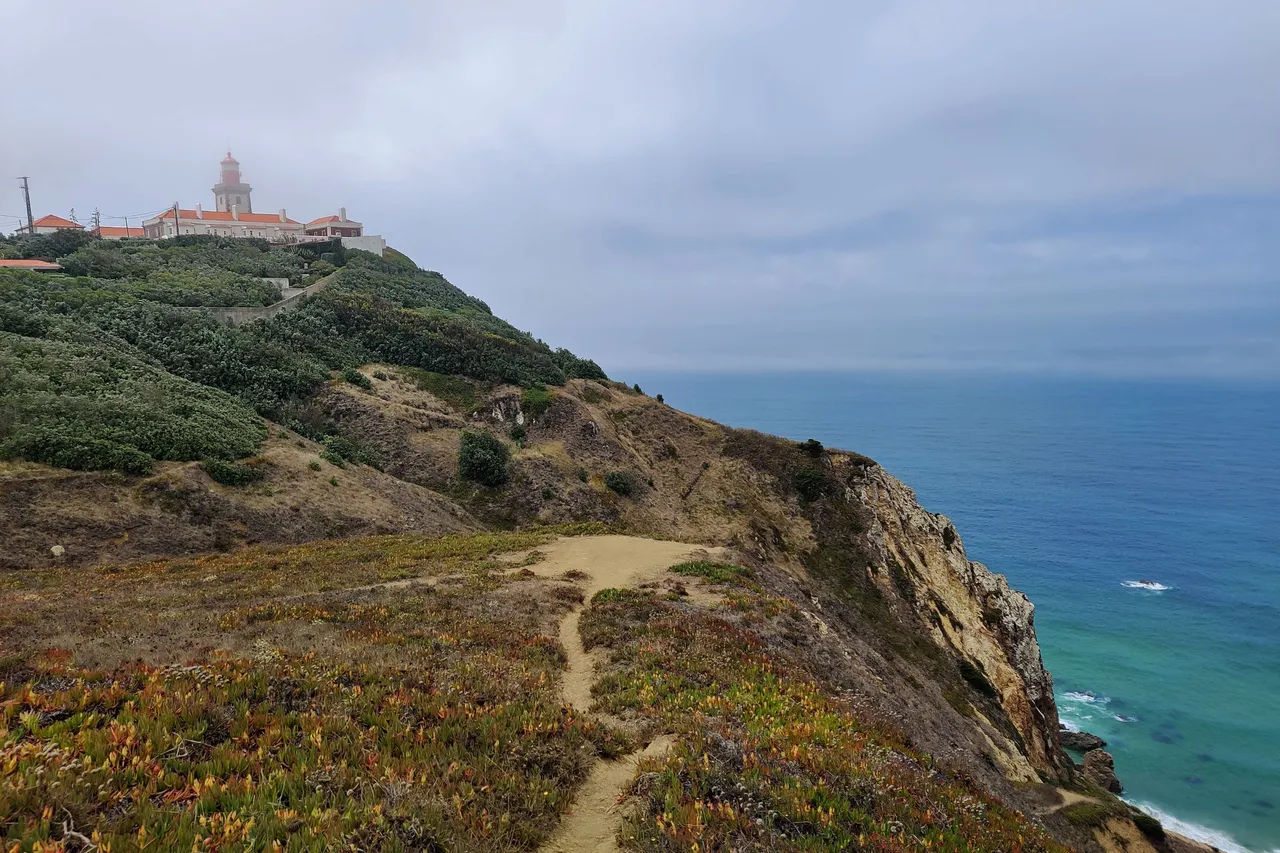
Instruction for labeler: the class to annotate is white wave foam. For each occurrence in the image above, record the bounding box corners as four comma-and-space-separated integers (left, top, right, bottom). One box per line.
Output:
1113, 713, 1139, 723
1063, 690, 1109, 705
1126, 800, 1280, 853
1060, 718, 1081, 732
1122, 580, 1171, 591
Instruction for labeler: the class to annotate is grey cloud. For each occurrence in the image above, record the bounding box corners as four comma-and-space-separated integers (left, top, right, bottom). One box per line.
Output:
2, 1, 1277, 377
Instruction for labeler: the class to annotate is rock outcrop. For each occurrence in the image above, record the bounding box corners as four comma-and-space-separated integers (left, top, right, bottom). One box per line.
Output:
1085, 749, 1125, 793
1062, 729, 1107, 752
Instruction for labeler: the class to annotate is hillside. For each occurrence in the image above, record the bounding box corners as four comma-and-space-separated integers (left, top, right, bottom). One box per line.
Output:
0, 236, 1201, 852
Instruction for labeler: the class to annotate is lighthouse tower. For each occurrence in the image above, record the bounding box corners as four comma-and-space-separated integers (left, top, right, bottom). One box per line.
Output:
212, 152, 253, 213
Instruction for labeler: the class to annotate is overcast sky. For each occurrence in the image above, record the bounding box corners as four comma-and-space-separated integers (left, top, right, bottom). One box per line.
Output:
2, 1, 1278, 377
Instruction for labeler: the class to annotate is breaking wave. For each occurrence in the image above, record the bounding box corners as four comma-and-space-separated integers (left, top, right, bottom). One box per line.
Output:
1126, 800, 1280, 853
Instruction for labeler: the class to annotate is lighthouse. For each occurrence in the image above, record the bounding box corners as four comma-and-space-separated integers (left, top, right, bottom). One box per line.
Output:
212, 152, 253, 213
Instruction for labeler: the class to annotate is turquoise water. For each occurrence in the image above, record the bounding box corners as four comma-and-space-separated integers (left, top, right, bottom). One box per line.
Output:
630, 372, 1280, 852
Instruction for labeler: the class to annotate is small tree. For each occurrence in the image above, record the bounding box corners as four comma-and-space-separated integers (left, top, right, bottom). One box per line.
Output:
655, 393, 664, 404
459, 430, 510, 487
801, 438, 824, 458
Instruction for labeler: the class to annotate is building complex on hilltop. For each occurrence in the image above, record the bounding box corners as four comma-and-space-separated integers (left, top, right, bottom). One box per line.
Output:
12, 152, 385, 255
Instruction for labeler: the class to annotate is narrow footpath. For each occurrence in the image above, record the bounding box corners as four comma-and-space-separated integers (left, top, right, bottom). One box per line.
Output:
529, 535, 716, 853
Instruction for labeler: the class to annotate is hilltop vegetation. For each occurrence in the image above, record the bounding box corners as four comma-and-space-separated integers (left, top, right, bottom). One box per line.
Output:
0, 235, 602, 473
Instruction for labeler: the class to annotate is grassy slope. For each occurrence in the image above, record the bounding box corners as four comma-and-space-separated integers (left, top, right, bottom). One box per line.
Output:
0, 533, 1071, 852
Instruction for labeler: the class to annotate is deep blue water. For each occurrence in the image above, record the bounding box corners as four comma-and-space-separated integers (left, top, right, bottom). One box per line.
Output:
629, 371, 1280, 852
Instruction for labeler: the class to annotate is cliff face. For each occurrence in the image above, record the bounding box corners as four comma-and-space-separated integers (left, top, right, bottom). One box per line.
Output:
851, 461, 1068, 778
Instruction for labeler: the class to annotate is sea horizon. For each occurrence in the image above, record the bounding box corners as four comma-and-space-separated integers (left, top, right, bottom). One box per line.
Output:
626, 369, 1280, 853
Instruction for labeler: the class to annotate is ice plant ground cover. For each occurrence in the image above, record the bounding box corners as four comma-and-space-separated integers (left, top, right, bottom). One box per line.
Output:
584, 576, 1072, 853
0, 528, 626, 852
1, 528, 1071, 852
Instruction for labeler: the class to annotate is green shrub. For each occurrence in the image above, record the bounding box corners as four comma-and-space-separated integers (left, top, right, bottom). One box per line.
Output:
576, 467, 589, 482
794, 467, 826, 502
458, 430, 509, 487
655, 393, 664, 404
1061, 802, 1124, 828
201, 458, 265, 486
521, 386, 554, 420
591, 587, 652, 605
802, 438, 824, 457
372, 370, 388, 381
510, 423, 527, 444
308, 460, 322, 471
670, 561, 754, 584
320, 449, 345, 468
329, 476, 339, 486
632, 383, 643, 395
541, 485, 556, 500
342, 367, 372, 390
2, 430, 154, 475
1131, 810, 1165, 841
604, 471, 633, 496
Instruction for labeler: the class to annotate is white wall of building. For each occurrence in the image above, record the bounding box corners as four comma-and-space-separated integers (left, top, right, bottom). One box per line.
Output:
341, 235, 386, 256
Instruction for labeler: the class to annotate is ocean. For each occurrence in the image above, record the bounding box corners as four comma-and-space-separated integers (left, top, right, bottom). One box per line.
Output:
628, 371, 1280, 853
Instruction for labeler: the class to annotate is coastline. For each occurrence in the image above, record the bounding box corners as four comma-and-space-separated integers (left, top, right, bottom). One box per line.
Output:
1128, 801, 1280, 853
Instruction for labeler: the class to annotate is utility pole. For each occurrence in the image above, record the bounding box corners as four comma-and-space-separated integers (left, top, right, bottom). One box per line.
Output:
172, 202, 181, 238
92, 207, 101, 234
18, 177, 33, 234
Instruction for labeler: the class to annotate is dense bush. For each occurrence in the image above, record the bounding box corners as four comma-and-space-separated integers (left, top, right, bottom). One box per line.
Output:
549, 347, 607, 381
201, 458, 265, 486
604, 471, 633, 496
794, 466, 826, 502
458, 430, 510, 487
0, 332, 267, 473
802, 438, 825, 457
342, 366, 372, 389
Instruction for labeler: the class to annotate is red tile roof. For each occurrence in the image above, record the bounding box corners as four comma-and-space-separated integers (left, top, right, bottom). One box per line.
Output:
0, 259, 63, 270
156, 209, 300, 225
306, 215, 341, 226
31, 214, 83, 229
96, 226, 145, 238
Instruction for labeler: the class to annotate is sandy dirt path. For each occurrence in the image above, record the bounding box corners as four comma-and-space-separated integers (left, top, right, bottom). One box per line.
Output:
534, 535, 716, 853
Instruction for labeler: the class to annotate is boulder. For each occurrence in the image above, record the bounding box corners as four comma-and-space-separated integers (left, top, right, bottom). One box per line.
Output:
1083, 749, 1124, 793
1061, 729, 1107, 752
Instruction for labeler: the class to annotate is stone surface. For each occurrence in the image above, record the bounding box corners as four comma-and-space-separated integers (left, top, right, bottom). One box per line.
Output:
1084, 749, 1124, 793
1061, 729, 1107, 752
